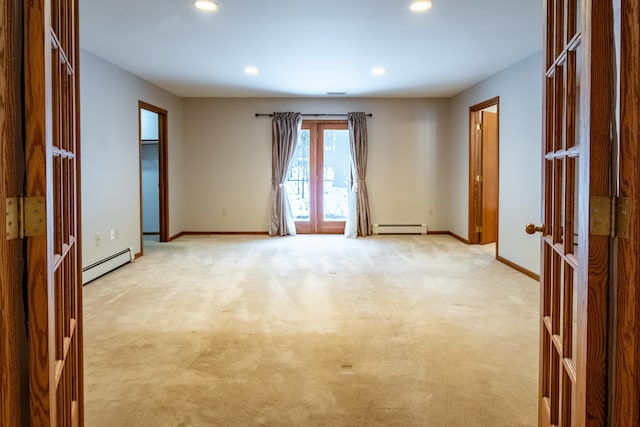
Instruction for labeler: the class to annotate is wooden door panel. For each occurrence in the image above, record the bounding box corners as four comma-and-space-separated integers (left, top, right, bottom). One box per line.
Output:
469, 110, 482, 244
481, 111, 498, 245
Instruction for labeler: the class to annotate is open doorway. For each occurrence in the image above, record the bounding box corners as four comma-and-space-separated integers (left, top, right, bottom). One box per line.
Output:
139, 101, 169, 253
468, 97, 499, 255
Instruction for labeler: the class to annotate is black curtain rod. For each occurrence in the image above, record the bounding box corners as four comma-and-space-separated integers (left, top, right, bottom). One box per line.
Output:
255, 113, 372, 118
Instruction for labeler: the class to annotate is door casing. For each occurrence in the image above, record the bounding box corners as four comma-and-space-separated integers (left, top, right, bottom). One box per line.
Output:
0, 0, 29, 425
138, 101, 169, 252
612, 1, 640, 424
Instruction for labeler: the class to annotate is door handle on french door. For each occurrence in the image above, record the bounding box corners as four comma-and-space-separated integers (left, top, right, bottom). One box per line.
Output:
525, 223, 545, 235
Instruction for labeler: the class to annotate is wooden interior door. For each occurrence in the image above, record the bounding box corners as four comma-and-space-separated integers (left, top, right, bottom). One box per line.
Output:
469, 110, 482, 244
480, 111, 498, 245
535, 0, 613, 425
24, 0, 84, 425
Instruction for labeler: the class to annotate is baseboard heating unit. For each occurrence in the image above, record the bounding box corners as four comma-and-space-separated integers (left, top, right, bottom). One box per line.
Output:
373, 224, 427, 235
82, 247, 134, 285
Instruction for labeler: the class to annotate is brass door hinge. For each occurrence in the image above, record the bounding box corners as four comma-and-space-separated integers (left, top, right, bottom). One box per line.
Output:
616, 197, 631, 238
476, 123, 482, 131
476, 175, 482, 182
5, 196, 46, 240
590, 196, 631, 238
476, 226, 482, 233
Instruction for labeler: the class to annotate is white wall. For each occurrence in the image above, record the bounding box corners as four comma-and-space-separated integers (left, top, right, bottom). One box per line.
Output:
80, 50, 184, 266
181, 98, 450, 232
444, 52, 543, 274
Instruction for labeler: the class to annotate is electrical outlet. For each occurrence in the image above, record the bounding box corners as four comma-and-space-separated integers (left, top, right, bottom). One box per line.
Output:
428, 208, 434, 216
95, 234, 102, 246
222, 208, 228, 216
110, 229, 116, 240
114, 228, 119, 239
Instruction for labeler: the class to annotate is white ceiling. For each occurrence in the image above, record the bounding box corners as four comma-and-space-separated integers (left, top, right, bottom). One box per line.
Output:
79, 0, 543, 98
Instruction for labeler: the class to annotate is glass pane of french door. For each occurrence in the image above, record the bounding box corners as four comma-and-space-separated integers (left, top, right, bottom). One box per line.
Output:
286, 129, 311, 221
321, 129, 350, 222
285, 122, 349, 233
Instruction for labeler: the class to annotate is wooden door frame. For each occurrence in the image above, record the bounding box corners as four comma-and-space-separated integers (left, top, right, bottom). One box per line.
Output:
1, 0, 29, 424
468, 97, 500, 249
138, 101, 169, 252
613, 0, 640, 424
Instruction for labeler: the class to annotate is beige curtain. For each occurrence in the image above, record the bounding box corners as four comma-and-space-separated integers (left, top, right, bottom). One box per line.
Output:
345, 112, 373, 237
270, 112, 302, 236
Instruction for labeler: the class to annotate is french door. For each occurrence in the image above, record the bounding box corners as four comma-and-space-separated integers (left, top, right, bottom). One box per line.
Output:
534, 0, 613, 425
25, 0, 84, 425
286, 121, 350, 234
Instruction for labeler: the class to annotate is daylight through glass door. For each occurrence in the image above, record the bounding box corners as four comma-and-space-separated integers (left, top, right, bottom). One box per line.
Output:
286, 121, 350, 234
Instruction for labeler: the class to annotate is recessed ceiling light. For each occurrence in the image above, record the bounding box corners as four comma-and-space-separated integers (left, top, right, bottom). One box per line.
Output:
194, 0, 218, 12
410, 1, 433, 12
371, 67, 386, 76
244, 66, 259, 75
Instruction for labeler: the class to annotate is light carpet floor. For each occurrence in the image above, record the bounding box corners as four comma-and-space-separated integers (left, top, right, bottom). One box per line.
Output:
83, 234, 539, 426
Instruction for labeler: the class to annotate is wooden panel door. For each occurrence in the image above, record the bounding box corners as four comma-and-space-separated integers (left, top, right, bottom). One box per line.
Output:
480, 111, 498, 245
24, 0, 84, 425
536, 0, 613, 425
